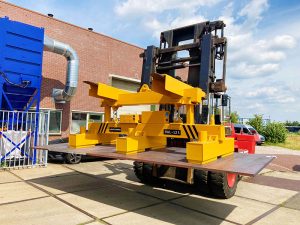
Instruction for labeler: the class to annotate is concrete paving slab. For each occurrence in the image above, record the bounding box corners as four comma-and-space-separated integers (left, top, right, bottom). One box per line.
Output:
254, 207, 300, 225
0, 197, 92, 225
258, 168, 274, 175
235, 181, 298, 205
29, 173, 111, 195
66, 161, 140, 185
0, 182, 47, 204
59, 185, 162, 219
65, 161, 115, 176
11, 164, 77, 180
104, 202, 233, 225
118, 181, 189, 200
283, 193, 300, 211
85, 221, 104, 225
172, 194, 275, 224
0, 171, 21, 184
104, 169, 140, 184
256, 146, 300, 156
104, 159, 134, 169
263, 171, 300, 181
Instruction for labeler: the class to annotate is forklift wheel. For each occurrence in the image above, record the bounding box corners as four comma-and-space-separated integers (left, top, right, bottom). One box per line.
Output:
193, 170, 210, 194
64, 153, 82, 164
208, 172, 238, 199
133, 161, 159, 184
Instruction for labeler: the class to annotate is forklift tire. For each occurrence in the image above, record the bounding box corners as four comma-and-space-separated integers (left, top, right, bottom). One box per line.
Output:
193, 170, 210, 194
208, 172, 238, 199
133, 161, 159, 185
64, 153, 82, 164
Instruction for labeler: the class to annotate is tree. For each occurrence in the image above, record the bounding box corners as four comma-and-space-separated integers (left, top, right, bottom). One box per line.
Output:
264, 122, 288, 143
248, 114, 287, 143
247, 114, 264, 134
230, 111, 239, 123
285, 121, 300, 126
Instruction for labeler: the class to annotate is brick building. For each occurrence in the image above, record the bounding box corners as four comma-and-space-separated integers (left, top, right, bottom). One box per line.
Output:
0, 1, 144, 140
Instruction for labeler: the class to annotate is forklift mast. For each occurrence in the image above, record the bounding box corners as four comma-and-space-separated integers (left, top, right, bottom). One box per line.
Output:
140, 21, 228, 124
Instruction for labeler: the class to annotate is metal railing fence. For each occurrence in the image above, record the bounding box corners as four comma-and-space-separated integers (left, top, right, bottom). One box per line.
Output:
0, 110, 49, 169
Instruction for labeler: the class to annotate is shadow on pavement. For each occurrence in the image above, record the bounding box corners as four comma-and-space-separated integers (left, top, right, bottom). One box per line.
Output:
27, 161, 237, 224
293, 165, 300, 172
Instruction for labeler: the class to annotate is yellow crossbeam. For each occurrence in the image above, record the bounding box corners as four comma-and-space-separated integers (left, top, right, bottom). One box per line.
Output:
84, 74, 205, 107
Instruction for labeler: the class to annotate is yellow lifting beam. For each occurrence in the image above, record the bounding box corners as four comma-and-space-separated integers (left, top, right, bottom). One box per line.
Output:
84, 73, 205, 107
70, 73, 234, 164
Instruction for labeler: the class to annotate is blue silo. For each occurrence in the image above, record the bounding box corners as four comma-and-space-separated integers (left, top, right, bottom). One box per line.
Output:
0, 17, 45, 166
0, 17, 44, 112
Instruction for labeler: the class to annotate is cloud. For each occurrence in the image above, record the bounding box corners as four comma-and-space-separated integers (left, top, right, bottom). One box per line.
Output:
115, 0, 220, 17
246, 103, 265, 110
246, 85, 296, 104
228, 33, 296, 79
231, 63, 280, 78
115, 0, 218, 39
221, 2, 297, 80
145, 15, 206, 37
239, 0, 269, 27
268, 35, 297, 49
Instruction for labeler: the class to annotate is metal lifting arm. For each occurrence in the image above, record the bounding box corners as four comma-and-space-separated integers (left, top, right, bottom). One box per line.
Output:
84, 73, 205, 107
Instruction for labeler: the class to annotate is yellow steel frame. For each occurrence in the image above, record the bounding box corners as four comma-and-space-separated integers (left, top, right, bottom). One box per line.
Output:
70, 74, 234, 164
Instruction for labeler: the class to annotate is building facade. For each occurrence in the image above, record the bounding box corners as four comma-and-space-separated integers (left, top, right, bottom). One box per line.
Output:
0, 1, 144, 140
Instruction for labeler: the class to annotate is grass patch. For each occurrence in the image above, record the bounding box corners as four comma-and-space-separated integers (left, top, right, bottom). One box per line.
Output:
266, 132, 300, 150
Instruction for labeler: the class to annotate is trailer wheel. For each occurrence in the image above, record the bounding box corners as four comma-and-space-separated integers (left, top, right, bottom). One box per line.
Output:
208, 172, 238, 199
64, 153, 82, 164
133, 161, 159, 184
193, 170, 210, 194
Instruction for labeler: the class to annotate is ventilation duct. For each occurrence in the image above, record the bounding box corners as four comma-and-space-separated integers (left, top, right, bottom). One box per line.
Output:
43, 35, 79, 103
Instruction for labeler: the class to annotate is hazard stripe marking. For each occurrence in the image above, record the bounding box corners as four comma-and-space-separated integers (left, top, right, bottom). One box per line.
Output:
102, 123, 108, 133
97, 123, 103, 134
100, 123, 106, 133
182, 125, 190, 139
192, 125, 198, 138
187, 125, 196, 139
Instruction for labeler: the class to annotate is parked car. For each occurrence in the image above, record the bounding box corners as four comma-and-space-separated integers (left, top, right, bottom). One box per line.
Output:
245, 125, 265, 145
233, 124, 265, 145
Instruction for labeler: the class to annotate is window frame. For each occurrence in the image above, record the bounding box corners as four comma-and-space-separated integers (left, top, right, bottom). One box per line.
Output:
70, 110, 104, 134
40, 108, 63, 136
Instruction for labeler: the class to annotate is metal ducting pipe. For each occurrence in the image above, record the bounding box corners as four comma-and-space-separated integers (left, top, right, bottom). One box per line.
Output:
43, 35, 79, 103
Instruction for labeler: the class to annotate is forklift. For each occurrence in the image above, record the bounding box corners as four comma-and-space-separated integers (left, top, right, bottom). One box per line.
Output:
134, 21, 238, 198
40, 21, 273, 199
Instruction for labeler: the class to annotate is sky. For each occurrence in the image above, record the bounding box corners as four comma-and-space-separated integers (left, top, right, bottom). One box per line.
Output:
6, 0, 300, 122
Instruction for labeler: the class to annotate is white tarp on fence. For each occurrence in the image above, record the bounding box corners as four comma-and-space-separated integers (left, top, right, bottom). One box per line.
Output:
0, 130, 28, 159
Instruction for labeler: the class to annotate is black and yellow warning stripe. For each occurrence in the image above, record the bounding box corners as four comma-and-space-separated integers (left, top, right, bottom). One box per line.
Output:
182, 125, 198, 140
97, 123, 108, 134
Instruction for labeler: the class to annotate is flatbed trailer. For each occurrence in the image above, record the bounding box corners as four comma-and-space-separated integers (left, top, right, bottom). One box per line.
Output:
38, 143, 274, 177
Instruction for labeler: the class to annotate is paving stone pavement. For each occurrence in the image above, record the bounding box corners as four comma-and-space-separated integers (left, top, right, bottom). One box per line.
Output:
0, 156, 299, 225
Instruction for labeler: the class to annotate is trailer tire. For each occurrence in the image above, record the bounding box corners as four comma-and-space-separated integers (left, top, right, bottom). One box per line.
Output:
208, 172, 238, 199
64, 153, 82, 164
133, 161, 159, 184
193, 170, 210, 194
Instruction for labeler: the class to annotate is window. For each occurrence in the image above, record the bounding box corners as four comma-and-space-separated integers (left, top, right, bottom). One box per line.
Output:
71, 111, 103, 134
109, 75, 151, 115
234, 127, 241, 133
40, 109, 62, 135
89, 113, 103, 123
243, 128, 250, 134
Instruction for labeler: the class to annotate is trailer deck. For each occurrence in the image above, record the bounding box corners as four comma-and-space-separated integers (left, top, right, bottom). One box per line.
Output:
38, 143, 275, 176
